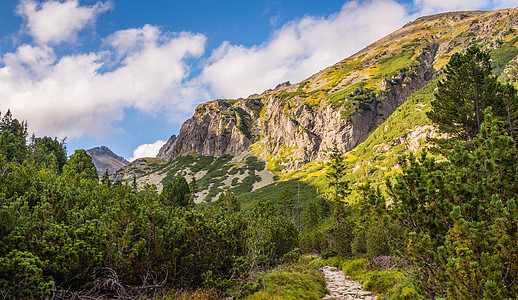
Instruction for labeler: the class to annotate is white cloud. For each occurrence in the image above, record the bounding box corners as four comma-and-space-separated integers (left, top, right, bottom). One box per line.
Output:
17, 0, 112, 45
491, 0, 518, 9
200, 0, 410, 98
413, 0, 490, 15
129, 140, 166, 161
0, 25, 207, 139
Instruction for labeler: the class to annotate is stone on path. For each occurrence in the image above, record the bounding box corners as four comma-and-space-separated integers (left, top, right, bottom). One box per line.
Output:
320, 266, 376, 300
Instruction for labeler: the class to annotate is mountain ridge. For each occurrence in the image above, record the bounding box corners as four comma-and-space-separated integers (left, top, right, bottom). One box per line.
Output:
157, 8, 518, 174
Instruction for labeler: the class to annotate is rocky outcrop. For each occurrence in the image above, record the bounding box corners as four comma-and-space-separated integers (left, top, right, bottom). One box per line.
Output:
258, 46, 436, 172
158, 8, 518, 172
159, 99, 263, 159
156, 134, 177, 160
86, 146, 129, 176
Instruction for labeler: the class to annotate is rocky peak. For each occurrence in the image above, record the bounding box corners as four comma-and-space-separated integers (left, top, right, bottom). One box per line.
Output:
86, 146, 129, 176
156, 134, 177, 160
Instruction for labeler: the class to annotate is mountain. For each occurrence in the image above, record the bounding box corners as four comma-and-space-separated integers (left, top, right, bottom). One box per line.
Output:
158, 9, 518, 175
120, 8, 518, 202
86, 146, 130, 176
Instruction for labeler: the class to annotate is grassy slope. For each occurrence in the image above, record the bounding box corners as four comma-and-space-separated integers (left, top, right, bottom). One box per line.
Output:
116, 152, 268, 202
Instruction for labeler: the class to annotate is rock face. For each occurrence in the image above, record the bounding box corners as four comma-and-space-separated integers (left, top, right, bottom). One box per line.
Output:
156, 134, 177, 160
159, 99, 263, 159
158, 8, 518, 172
86, 146, 130, 176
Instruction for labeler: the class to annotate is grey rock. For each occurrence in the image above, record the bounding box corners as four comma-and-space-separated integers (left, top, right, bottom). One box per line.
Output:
86, 146, 129, 176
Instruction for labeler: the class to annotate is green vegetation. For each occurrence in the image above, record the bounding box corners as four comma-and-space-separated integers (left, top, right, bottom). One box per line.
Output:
375, 49, 420, 82
0, 114, 299, 298
238, 179, 322, 212
327, 82, 376, 121
490, 36, 518, 75
429, 45, 518, 146
310, 256, 420, 299
247, 255, 327, 300
156, 153, 266, 202
4, 24, 518, 299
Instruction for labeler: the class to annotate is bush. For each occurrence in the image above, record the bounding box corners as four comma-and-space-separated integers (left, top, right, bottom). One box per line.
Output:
283, 248, 301, 265
0, 250, 53, 299
321, 249, 338, 259
299, 228, 328, 253
247, 258, 327, 300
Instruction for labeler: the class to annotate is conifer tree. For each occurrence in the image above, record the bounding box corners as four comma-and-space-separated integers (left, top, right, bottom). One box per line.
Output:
160, 176, 193, 208
189, 175, 197, 204
386, 110, 518, 298
217, 188, 240, 211
427, 46, 518, 146
279, 186, 293, 217
325, 142, 350, 202
101, 169, 111, 187
132, 174, 138, 193
428, 46, 497, 141
63, 149, 98, 181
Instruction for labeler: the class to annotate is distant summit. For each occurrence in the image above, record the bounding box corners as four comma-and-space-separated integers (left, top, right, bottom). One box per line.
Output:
86, 146, 130, 176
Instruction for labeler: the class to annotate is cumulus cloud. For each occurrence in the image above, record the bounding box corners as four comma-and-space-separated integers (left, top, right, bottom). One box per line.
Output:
17, 0, 112, 45
200, 0, 410, 98
0, 24, 207, 138
129, 140, 166, 162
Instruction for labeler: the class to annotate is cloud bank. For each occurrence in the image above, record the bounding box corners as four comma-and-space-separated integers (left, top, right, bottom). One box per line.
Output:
1, 9, 206, 138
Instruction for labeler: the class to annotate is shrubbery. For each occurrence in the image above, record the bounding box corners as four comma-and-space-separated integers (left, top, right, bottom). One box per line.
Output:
0, 111, 299, 298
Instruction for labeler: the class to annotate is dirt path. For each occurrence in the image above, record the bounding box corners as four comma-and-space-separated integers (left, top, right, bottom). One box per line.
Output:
321, 266, 376, 300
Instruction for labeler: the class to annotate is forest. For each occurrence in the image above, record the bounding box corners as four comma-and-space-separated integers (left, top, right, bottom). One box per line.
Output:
0, 47, 517, 299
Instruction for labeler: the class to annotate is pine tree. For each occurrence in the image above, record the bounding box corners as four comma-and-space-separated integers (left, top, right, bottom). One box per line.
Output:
427, 46, 518, 146
325, 142, 350, 203
386, 110, 518, 298
279, 186, 293, 217
499, 83, 518, 141
101, 169, 111, 187
63, 149, 98, 181
217, 188, 240, 211
189, 175, 197, 204
132, 174, 138, 193
160, 176, 193, 208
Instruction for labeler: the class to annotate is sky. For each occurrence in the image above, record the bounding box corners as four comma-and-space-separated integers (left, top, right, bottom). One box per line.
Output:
0, 0, 516, 161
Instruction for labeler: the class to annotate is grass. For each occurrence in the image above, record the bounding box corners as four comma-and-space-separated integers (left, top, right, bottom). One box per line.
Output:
246, 255, 327, 300
374, 49, 420, 82
163, 288, 223, 299
237, 179, 322, 211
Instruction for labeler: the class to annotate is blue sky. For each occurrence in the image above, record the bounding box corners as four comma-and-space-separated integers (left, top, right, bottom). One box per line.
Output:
0, 0, 515, 160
